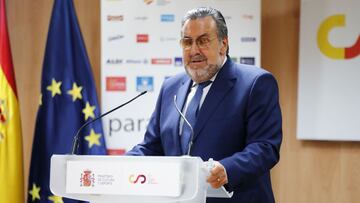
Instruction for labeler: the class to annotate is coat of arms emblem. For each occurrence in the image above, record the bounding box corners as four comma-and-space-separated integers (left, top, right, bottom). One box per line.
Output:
0, 99, 6, 124
80, 169, 95, 187
0, 99, 7, 142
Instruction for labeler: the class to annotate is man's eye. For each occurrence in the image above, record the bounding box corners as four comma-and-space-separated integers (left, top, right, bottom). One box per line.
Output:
183, 39, 193, 46
198, 38, 210, 45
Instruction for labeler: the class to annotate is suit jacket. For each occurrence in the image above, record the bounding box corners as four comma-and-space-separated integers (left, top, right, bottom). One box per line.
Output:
127, 58, 282, 203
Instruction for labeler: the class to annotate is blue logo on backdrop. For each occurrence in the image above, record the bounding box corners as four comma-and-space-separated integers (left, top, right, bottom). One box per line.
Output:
136, 76, 154, 92
174, 57, 183, 66
161, 14, 175, 22
240, 57, 255, 65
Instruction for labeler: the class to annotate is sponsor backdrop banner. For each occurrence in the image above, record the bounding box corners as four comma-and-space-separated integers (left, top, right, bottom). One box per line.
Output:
101, 0, 261, 154
298, 0, 360, 140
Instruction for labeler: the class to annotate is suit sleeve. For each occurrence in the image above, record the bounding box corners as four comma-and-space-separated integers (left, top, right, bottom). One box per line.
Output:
220, 72, 282, 189
126, 85, 165, 156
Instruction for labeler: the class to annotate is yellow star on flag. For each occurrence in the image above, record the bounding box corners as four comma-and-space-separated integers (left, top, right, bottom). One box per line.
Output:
67, 82, 83, 101
85, 129, 101, 148
48, 195, 64, 203
82, 102, 95, 121
29, 183, 41, 201
46, 78, 62, 97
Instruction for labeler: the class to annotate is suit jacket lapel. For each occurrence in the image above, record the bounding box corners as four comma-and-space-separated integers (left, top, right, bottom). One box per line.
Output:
175, 77, 191, 113
193, 60, 237, 141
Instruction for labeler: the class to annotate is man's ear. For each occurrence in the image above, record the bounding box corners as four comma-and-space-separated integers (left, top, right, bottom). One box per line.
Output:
220, 37, 228, 55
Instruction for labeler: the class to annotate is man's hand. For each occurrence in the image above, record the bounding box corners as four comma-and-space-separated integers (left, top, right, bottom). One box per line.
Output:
206, 161, 228, 188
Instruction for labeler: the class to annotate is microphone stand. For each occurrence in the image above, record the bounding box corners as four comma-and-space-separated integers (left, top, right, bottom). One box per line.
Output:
173, 95, 194, 156
70, 91, 147, 155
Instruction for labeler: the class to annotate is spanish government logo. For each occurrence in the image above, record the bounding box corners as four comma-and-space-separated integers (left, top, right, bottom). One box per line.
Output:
80, 169, 95, 187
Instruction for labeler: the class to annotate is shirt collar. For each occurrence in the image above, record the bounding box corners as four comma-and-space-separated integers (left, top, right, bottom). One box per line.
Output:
209, 56, 227, 82
191, 56, 227, 87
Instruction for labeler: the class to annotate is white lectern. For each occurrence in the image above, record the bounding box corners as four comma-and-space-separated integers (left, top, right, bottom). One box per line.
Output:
50, 155, 232, 203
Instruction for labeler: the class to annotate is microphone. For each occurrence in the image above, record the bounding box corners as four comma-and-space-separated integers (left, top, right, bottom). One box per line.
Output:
70, 91, 147, 154
173, 95, 194, 156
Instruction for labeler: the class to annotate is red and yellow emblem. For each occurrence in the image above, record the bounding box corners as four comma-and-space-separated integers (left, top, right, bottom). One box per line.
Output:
80, 169, 95, 187
0, 98, 7, 142
0, 99, 6, 123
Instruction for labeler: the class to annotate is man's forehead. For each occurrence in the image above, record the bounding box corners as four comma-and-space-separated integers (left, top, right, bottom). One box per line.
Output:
182, 16, 215, 27
182, 16, 217, 37
183, 33, 210, 39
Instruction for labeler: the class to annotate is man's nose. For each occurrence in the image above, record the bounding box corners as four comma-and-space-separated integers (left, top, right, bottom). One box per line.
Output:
189, 41, 201, 55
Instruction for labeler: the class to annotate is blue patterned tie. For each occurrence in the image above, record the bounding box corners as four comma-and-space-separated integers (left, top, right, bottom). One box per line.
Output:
181, 81, 212, 154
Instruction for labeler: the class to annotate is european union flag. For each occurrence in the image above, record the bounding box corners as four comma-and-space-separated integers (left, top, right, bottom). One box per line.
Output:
27, 0, 106, 202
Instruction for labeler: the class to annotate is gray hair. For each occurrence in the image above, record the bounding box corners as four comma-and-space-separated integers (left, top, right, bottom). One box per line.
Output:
181, 7, 229, 54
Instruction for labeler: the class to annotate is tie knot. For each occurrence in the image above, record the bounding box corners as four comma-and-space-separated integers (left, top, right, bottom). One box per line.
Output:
198, 81, 212, 89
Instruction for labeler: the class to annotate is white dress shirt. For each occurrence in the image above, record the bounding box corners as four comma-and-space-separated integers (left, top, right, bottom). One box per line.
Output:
179, 57, 227, 135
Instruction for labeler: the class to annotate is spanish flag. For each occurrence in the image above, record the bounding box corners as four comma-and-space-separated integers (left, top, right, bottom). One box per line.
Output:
0, 0, 25, 202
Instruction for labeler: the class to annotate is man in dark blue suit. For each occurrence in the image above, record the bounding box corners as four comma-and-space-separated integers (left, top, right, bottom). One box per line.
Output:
127, 7, 282, 203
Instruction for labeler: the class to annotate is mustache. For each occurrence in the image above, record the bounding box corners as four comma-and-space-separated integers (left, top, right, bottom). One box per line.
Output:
190, 54, 206, 61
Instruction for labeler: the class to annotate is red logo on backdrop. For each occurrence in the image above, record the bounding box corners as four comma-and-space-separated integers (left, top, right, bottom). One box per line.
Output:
137, 34, 149, 43
80, 170, 95, 187
151, 58, 172, 65
106, 77, 126, 91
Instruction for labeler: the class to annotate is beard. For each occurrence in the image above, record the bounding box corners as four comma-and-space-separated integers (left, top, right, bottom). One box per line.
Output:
185, 54, 221, 83
184, 58, 221, 83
